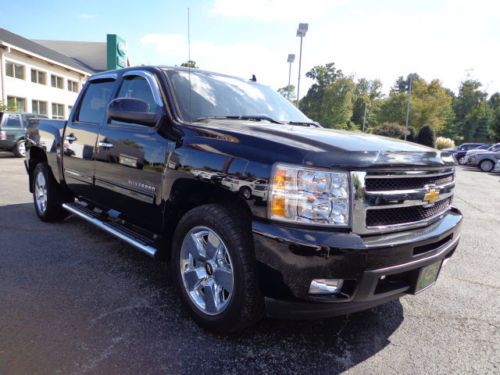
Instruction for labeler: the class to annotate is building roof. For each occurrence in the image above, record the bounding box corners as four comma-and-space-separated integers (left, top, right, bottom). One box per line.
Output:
0, 28, 94, 74
34, 40, 106, 72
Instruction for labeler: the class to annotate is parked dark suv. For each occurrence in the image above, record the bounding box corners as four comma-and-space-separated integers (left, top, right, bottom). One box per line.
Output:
0, 112, 41, 157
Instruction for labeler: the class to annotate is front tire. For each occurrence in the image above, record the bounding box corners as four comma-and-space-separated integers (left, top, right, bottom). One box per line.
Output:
13, 139, 26, 158
172, 204, 264, 333
480, 160, 494, 172
32, 163, 68, 222
457, 156, 466, 165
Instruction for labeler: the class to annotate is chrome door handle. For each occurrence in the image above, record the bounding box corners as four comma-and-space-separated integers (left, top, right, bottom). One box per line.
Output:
98, 141, 114, 148
65, 134, 77, 142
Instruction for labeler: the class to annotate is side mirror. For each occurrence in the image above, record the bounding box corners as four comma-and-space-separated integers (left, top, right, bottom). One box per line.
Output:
107, 98, 159, 126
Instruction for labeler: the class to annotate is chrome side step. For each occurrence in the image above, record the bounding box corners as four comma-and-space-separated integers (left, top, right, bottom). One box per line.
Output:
62, 203, 157, 257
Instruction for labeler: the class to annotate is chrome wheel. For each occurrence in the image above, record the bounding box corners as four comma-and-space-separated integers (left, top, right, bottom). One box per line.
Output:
35, 171, 48, 214
17, 141, 26, 157
180, 226, 234, 315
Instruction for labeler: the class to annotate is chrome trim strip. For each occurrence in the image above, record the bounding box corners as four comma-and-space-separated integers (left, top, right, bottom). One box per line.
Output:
89, 73, 118, 81
365, 191, 454, 209
365, 181, 455, 196
62, 203, 157, 257
123, 70, 164, 107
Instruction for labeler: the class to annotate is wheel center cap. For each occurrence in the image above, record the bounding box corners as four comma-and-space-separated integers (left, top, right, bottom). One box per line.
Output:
205, 262, 214, 276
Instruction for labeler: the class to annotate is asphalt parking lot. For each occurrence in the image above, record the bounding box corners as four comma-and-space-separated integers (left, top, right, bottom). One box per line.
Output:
0, 152, 499, 374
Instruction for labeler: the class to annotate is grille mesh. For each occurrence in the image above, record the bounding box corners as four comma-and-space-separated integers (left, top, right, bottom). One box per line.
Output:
366, 198, 452, 227
365, 173, 454, 191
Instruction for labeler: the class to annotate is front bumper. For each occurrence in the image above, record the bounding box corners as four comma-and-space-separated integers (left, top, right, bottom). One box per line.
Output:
252, 207, 462, 319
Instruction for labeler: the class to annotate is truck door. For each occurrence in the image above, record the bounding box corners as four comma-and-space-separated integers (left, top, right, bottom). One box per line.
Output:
93, 70, 168, 234
63, 77, 116, 201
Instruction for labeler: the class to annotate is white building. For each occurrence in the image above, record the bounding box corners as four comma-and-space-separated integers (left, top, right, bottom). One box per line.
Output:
0, 28, 109, 119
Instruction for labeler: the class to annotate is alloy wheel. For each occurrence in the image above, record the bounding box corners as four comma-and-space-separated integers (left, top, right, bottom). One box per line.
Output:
35, 171, 48, 214
180, 226, 234, 315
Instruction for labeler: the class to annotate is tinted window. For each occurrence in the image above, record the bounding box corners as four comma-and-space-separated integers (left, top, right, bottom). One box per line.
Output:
117, 76, 158, 113
78, 80, 115, 123
5, 115, 21, 128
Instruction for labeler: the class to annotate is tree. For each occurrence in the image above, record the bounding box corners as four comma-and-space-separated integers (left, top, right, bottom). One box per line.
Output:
351, 78, 383, 130
488, 93, 500, 141
0, 101, 7, 112
320, 77, 356, 129
372, 122, 407, 139
378, 75, 454, 134
180, 60, 198, 68
417, 125, 436, 147
299, 62, 342, 122
277, 85, 296, 102
453, 80, 491, 142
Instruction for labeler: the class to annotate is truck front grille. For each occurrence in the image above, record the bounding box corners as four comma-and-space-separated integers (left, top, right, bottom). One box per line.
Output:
351, 168, 455, 235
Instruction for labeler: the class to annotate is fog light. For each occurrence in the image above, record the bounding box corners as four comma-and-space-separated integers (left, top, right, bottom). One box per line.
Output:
309, 279, 344, 294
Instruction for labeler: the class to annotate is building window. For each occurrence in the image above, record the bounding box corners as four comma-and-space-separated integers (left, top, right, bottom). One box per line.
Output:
31, 69, 47, 85
51, 75, 64, 89
67, 80, 79, 92
32, 100, 48, 116
6, 61, 25, 79
52, 103, 65, 119
68, 105, 73, 114
7, 96, 26, 112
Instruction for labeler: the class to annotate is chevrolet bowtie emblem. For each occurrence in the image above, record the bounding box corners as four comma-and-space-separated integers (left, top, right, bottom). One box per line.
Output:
423, 188, 440, 204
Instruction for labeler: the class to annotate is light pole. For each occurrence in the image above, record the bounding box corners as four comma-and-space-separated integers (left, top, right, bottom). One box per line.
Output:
296, 23, 308, 106
404, 73, 414, 141
287, 54, 295, 100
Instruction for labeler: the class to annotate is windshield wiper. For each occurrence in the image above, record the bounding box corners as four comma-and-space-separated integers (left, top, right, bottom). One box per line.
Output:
284, 121, 321, 128
195, 115, 282, 124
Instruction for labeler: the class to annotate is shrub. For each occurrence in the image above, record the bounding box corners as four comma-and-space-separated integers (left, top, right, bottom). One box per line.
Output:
435, 136, 455, 150
406, 126, 417, 142
417, 125, 436, 147
372, 122, 407, 139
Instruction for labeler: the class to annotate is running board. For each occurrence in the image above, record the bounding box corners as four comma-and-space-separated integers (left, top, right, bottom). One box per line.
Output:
62, 203, 157, 258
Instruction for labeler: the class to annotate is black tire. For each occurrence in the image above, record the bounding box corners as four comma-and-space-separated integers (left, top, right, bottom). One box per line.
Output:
171, 204, 264, 333
13, 139, 26, 158
32, 163, 68, 222
457, 156, 465, 165
479, 160, 494, 172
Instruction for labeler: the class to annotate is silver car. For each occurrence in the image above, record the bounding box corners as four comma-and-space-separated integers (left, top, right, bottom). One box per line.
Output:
468, 150, 500, 172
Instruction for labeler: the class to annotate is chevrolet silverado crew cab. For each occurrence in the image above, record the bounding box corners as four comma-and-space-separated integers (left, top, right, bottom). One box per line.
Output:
25, 66, 462, 333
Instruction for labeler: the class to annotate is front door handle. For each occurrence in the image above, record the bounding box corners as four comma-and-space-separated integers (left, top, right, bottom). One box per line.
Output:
65, 134, 77, 142
98, 141, 114, 148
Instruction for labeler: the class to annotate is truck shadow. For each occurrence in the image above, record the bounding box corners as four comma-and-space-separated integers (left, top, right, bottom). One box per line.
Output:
0, 202, 403, 374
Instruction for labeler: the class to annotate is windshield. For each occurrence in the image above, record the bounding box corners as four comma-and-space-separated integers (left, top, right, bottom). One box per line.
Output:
164, 69, 311, 124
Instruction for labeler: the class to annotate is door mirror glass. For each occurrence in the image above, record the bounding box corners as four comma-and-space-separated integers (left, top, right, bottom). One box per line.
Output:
107, 98, 158, 126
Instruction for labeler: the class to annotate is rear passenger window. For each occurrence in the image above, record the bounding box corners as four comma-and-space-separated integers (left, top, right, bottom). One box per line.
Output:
77, 80, 115, 123
5, 115, 21, 128
117, 76, 158, 113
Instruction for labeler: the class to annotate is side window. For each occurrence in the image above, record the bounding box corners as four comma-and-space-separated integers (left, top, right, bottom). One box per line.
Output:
117, 76, 158, 113
77, 80, 115, 123
5, 115, 22, 128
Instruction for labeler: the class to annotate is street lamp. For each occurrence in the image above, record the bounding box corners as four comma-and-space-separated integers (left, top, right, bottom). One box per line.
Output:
404, 73, 414, 141
296, 23, 308, 105
287, 54, 295, 100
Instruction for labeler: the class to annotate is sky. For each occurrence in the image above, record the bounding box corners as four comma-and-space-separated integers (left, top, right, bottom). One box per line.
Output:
2, 0, 499, 97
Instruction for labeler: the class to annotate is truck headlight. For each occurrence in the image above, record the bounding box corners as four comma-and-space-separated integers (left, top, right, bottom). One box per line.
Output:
269, 163, 350, 226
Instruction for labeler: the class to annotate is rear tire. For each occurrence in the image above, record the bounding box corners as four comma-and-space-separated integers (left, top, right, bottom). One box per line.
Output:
32, 163, 68, 222
171, 204, 264, 333
13, 139, 26, 158
457, 156, 465, 165
479, 160, 494, 172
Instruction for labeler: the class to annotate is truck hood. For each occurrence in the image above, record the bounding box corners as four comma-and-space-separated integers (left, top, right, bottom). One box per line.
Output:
193, 120, 454, 169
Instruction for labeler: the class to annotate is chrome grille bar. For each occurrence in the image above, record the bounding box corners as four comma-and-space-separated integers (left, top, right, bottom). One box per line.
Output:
351, 168, 455, 235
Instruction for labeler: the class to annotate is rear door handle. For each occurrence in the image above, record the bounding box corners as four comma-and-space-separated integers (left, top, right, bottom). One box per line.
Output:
98, 141, 114, 148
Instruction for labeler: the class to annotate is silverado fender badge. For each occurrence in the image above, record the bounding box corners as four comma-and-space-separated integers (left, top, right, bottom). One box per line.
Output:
423, 187, 440, 204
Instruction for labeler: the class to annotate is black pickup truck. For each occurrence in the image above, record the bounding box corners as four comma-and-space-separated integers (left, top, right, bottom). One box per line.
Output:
25, 66, 462, 333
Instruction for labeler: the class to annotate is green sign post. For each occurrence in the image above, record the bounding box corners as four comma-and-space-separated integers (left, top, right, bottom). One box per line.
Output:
107, 34, 128, 70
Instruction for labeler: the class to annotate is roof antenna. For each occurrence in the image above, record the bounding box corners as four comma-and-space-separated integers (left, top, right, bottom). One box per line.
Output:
188, 7, 192, 115
250, 74, 257, 82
